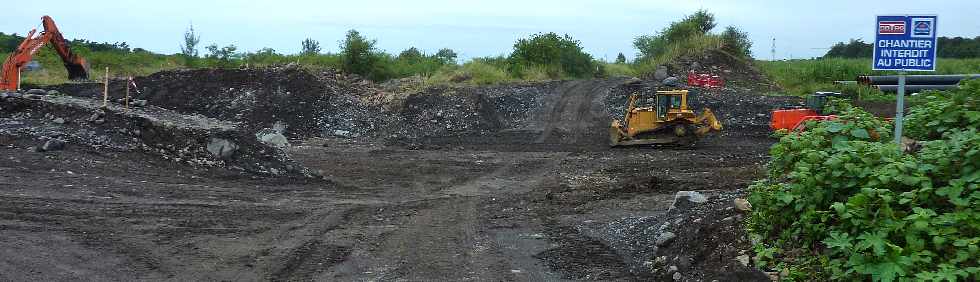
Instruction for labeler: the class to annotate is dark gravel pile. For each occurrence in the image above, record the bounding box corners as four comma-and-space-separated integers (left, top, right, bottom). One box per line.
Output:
390, 82, 562, 138
0, 93, 314, 178
34, 66, 389, 139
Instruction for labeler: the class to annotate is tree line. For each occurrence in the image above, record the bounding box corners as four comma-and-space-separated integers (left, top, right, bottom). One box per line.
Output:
824, 37, 980, 58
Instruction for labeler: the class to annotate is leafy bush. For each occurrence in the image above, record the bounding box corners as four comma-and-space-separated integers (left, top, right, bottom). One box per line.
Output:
904, 80, 980, 140
747, 82, 980, 281
721, 26, 752, 58
340, 29, 383, 80
508, 32, 598, 79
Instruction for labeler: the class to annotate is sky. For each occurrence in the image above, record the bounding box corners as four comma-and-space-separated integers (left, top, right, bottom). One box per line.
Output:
2, 0, 978, 61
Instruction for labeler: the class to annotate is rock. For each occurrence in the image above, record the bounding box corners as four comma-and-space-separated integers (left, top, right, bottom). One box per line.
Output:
668, 265, 678, 274
332, 129, 352, 138
6, 92, 22, 99
132, 99, 148, 107
736, 254, 751, 266
671, 191, 708, 211
27, 146, 38, 152
93, 119, 105, 125
206, 138, 238, 159
52, 118, 66, 124
46, 90, 60, 96
672, 272, 683, 281
654, 66, 669, 80
87, 112, 102, 122
256, 129, 289, 148
655, 231, 676, 246
690, 62, 702, 70
662, 76, 681, 86
734, 198, 752, 212
26, 89, 46, 95
42, 139, 66, 151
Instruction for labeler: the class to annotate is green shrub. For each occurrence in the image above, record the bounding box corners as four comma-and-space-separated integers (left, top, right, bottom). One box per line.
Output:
508, 32, 597, 79
340, 29, 382, 80
747, 85, 980, 281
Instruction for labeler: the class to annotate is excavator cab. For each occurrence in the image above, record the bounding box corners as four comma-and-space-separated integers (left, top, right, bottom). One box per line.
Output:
610, 89, 722, 147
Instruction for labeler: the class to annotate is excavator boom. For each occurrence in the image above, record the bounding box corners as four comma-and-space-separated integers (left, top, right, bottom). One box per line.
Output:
0, 16, 89, 91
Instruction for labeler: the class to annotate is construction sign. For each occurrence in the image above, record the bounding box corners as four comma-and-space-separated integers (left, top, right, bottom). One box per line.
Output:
873, 15, 938, 71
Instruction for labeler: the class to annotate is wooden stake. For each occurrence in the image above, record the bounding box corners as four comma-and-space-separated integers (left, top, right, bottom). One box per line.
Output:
103, 67, 109, 108
125, 76, 131, 112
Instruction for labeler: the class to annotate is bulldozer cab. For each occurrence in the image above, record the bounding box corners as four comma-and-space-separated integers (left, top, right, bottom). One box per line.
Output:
655, 91, 689, 119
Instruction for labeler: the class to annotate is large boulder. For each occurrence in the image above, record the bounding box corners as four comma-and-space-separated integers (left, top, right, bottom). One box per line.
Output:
256, 129, 289, 148
206, 138, 238, 159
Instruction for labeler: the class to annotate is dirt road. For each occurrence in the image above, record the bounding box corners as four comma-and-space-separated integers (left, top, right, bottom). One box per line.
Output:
0, 78, 777, 281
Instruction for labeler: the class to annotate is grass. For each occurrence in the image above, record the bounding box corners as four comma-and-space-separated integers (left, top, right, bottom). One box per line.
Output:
756, 58, 980, 98
427, 61, 513, 86
635, 34, 724, 74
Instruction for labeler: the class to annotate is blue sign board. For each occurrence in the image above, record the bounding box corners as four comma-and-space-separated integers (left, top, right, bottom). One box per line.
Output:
873, 15, 938, 71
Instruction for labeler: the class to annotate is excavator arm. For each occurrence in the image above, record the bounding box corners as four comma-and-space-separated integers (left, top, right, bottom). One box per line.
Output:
1, 16, 89, 91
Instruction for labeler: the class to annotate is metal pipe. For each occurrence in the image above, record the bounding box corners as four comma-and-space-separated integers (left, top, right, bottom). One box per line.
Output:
857, 74, 980, 85
872, 84, 958, 92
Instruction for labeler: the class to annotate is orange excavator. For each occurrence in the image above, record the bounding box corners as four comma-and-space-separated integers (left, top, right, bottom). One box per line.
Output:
0, 16, 89, 91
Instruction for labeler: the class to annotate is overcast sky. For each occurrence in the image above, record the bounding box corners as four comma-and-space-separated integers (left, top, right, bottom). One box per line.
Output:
2, 0, 978, 61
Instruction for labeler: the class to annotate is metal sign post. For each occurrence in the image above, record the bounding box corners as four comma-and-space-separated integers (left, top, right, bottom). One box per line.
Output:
894, 72, 905, 144
872, 14, 938, 145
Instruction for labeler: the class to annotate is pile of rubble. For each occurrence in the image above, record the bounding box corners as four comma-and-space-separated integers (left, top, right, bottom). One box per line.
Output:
36, 66, 391, 139
0, 91, 314, 177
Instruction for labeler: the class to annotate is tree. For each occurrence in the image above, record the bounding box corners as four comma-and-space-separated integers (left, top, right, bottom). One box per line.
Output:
689, 9, 716, 34
205, 44, 240, 68
509, 32, 597, 78
435, 48, 458, 64
301, 38, 321, 55
823, 39, 873, 58
398, 47, 423, 61
615, 53, 627, 64
721, 26, 752, 57
180, 24, 200, 58
634, 10, 717, 60
339, 29, 379, 79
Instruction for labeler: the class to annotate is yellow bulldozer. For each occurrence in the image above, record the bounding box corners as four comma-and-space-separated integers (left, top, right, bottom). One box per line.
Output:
609, 89, 722, 147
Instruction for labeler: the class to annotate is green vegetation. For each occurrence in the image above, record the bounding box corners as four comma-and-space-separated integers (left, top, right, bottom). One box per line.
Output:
633, 9, 752, 73
747, 80, 980, 281
3, 9, 764, 86
825, 37, 980, 58
508, 32, 599, 79
756, 58, 980, 97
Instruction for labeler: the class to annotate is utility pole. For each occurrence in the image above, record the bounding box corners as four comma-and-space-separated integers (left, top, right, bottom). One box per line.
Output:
771, 37, 776, 61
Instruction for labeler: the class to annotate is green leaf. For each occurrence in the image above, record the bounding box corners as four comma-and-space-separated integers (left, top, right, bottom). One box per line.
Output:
851, 128, 870, 139
825, 231, 854, 251
866, 261, 905, 282
827, 122, 846, 133
857, 231, 889, 256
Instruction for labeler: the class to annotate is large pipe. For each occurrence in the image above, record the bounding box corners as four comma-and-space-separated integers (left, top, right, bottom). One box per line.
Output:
872, 84, 958, 92
857, 74, 980, 85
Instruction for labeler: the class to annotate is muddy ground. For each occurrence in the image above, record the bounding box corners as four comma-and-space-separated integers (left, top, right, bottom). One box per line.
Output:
2, 66, 798, 281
